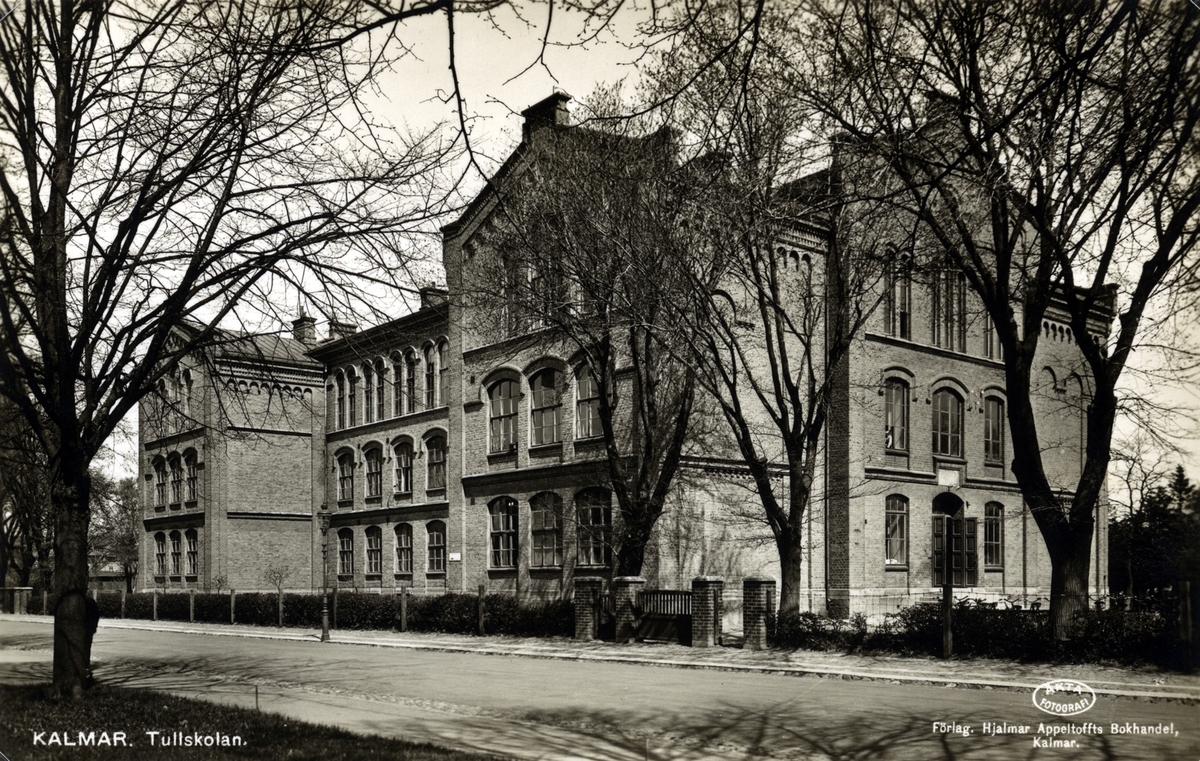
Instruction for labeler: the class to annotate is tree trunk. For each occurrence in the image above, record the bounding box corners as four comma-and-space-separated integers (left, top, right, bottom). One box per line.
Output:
1048, 524, 1094, 640
51, 460, 92, 698
778, 520, 806, 613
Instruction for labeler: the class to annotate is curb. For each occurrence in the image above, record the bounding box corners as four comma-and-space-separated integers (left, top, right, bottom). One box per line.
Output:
7, 614, 1198, 702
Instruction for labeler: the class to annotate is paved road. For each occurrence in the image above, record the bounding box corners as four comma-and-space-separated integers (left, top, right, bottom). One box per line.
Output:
1, 619, 1197, 760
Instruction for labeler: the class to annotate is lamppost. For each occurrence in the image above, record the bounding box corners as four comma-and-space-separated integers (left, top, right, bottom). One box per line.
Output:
319, 504, 330, 642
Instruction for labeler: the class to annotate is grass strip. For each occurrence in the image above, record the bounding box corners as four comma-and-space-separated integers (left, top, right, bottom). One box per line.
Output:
0, 683, 510, 761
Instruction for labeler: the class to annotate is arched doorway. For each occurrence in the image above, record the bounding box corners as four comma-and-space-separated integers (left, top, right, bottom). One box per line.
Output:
932, 492, 977, 587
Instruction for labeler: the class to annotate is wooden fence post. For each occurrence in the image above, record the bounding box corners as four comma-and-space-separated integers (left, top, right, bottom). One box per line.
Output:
120, 589, 126, 619
400, 587, 408, 633
152, 590, 158, 621
189, 590, 195, 623
230, 589, 236, 624
478, 583, 486, 636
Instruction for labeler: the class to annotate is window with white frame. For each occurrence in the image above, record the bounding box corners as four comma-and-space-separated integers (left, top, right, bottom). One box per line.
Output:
405, 351, 417, 413
337, 452, 354, 501
530, 369, 560, 446
885, 256, 912, 339
933, 270, 967, 352
438, 342, 449, 408
884, 380, 909, 452
169, 456, 183, 504
530, 492, 563, 568
425, 436, 446, 490
489, 380, 518, 452
375, 360, 386, 421
932, 389, 964, 458
424, 346, 436, 408
335, 372, 346, 429
392, 354, 404, 417
153, 459, 167, 506
155, 532, 166, 575
363, 364, 374, 423
984, 397, 1005, 463
185, 453, 197, 502
885, 495, 908, 566
395, 524, 413, 573
337, 528, 354, 575
347, 370, 358, 426
393, 442, 413, 494
985, 502, 1004, 568
366, 526, 382, 574
169, 530, 182, 575
984, 313, 1004, 360
427, 521, 446, 572
365, 447, 383, 498
489, 497, 518, 569
575, 367, 601, 439
185, 529, 198, 575
576, 488, 612, 567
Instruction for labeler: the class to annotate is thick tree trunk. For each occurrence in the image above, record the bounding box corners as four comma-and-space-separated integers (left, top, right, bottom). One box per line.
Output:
51, 460, 91, 698
778, 527, 805, 614
1048, 524, 1094, 640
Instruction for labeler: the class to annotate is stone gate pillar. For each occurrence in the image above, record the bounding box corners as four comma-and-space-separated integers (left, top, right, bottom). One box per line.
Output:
573, 577, 604, 640
691, 576, 724, 648
613, 577, 645, 644
743, 576, 776, 651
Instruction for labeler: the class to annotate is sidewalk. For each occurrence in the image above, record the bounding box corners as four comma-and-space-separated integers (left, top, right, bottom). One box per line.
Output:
6, 612, 1199, 701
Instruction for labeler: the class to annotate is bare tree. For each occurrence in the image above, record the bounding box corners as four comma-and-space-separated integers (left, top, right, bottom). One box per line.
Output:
262, 564, 292, 627
89, 474, 140, 594
794, 0, 1200, 636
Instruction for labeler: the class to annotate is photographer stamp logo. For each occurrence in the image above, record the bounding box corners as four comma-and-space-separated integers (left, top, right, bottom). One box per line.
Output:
1033, 679, 1097, 716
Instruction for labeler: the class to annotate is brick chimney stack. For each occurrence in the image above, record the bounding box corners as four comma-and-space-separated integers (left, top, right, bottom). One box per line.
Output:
291, 312, 317, 344
522, 92, 572, 141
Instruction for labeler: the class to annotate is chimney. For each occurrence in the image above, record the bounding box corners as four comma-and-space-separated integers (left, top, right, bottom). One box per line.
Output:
522, 92, 572, 140
419, 284, 449, 309
291, 313, 317, 344
328, 319, 358, 340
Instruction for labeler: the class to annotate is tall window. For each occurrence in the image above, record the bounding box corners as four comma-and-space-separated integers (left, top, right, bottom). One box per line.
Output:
366, 526, 382, 574
363, 364, 374, 423
885, 258, 912, 339
426, 436, 446, 490
984, 502, 1003, 568
427, 521, 446, 572
489, 497, 518, 569
392, 354, 404, 417
885, 496, 908, 566
155, 532, 166, 575
337, 453, 354, 501
154, 460, 167, 506
984, 397, 1005, 463
395, 524, 413, 573
489, 379, 518, 452
884, 380, 909, 452
984, 314, 1003, 360
575, 367, 601, 439
347, 370, 358, 426
169, 531, 182, 575
169, 456, 183, 504
438, 342, 449, 408
365, 448, 383, 498
932, 390, 963, 458
375, 360, 386, 421
185, 529, 198, 575
185, 453, 197, 502
336, 372, 346, 429
424, 346, 436, 408
576, 488, 612, 567
933, 514, 978, 587
393, 442, 413, 494
933, 271, 966, 352
530, 492, 563, 568
338, 528, 354, 575
405, 351, 417, 413
530, 369, 560, 446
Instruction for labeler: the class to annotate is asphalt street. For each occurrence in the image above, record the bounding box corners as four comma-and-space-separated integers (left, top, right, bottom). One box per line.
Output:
1, 618, 1197, 760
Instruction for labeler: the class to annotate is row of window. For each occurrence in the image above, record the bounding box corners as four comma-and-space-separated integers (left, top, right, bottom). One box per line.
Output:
337, 522, 446, 575
329, 342, 450, 431
151, 451, 199, 506
335, 435, 447, 502
487, 366, 602, 454
884, 265, 1003, 360
884, 496, 1003, 584
153, 529, 199, 576
883, 381, 1005, 463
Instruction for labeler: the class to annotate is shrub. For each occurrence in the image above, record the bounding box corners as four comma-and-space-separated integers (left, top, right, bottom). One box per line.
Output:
406, 593, 478, 634
333, 592, 399, 630
124, 592, 154, 620
193, 593, 232, 624
482, 596, 573, 637
232, 592, 278, 627
283, 593, 324, 628
95, 591, 122, 619
156, 592, 191, 621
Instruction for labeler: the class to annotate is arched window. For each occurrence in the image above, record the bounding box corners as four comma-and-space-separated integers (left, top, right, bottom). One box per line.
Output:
438, 342, 450, 408
335, 371, 346, 429
336, 452, 355, 501
984, 313, 1003, 360
530, 492, 563, 568
575, 488, 612, 567
405, 351, 417, 413
169, 455, 183, 504
984, 397, 1004, 463
885, 495, 908, 566
427, 521, 446, 572
363, 364, 374, 423
885, 255, 912, 339
182, 370, 193, 418
932, 389, 963, 457
884, 380, 909, 452
375, 360, 386, 421
185, 528, 198, 575
393, 442, 413, 494
489, 497, 518, 569
489, 380, 518, 453
575, 367, 601, 440
337, 528, 354, 575
347, 369, 358, 426
529, 369, 560, 446
984, 502, 1004, 568
364, 447, 383, 498
426, 435, 446, 490
169, 530, 182, 575
184, 452, 198, 502
395, 524, 413, 573
933, 271, 966, 352
153, 459, 167, 506
424, 346, 436, 408
154, 532, 166, 575
392, 354, 404, 417
365, 526, 382, 575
